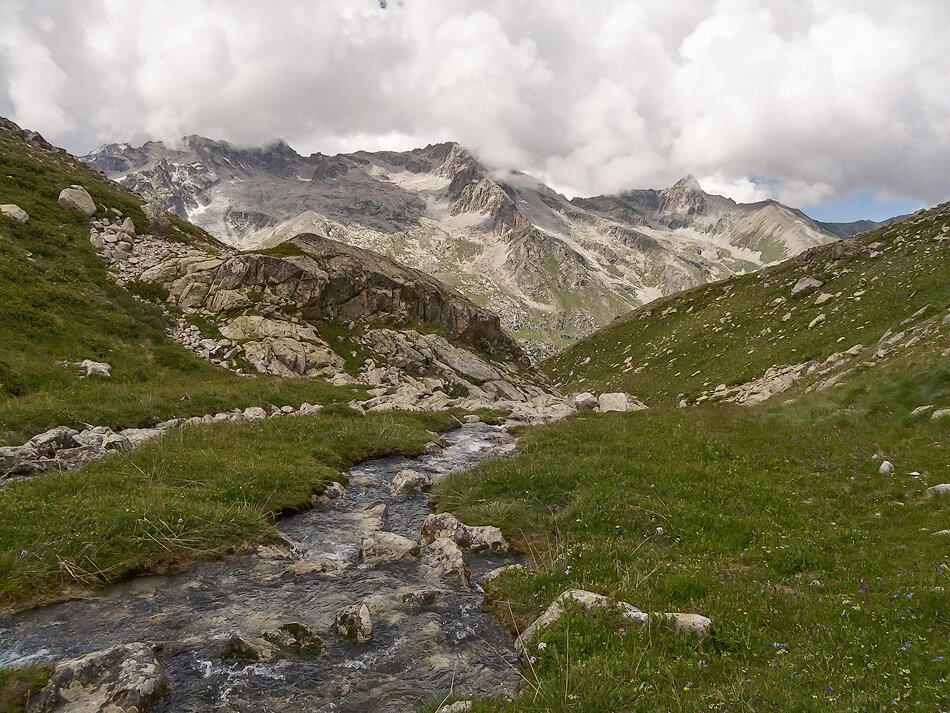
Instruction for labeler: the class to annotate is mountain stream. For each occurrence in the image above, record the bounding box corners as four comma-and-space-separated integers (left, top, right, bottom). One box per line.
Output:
0, 422, 524, 712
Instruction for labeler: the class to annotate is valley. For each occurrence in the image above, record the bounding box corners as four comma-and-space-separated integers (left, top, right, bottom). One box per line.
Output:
0, 116, 946, 712
83, 138, 839, 357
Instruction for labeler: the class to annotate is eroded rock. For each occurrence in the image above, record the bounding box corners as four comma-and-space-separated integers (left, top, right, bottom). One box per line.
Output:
334, 602, 373, 642
28, 642, 173, 713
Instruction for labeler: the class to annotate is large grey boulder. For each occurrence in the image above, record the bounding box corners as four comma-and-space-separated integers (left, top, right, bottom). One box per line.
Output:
791, 276, 824, 298
0, 203, 28, 223
598, 392, 647, 413
27, 642, 173, 713
572, 392, 599, 411
57, 185, 96, 217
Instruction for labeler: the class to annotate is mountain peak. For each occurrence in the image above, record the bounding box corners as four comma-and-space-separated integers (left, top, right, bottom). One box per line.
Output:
671, 175, 703, 193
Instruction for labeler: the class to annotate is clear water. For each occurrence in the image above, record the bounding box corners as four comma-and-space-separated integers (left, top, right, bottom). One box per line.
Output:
0, 423, 524, 712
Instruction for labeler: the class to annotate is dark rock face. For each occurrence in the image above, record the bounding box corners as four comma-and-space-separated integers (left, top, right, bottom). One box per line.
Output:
160, 233, 525, 362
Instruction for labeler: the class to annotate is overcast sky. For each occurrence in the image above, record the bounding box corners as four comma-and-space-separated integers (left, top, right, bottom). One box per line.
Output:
1, 0, 947, 221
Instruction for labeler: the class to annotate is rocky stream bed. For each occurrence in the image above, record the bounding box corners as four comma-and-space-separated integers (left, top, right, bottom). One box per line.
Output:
0, 423, 524, 712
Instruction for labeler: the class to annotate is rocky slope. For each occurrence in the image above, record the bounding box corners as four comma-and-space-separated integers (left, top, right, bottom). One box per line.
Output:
0, 115, 575, 435
88, 203, 572, 421
83, 138, 838, 356
544, 202, 950, 407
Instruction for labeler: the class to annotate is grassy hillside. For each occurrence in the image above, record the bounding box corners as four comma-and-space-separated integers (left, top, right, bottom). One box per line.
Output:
431, 204, 950, 710
434, 356, 950, 711
544, 203, 950, 406
0, 119, 364, 444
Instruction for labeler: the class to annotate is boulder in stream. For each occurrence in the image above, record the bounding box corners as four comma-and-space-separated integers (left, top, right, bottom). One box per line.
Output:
334, 602, 374, 643
27, 642, 173, 713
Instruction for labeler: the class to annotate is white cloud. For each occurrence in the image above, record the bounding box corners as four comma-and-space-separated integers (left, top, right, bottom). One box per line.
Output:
0, 0, 947, 210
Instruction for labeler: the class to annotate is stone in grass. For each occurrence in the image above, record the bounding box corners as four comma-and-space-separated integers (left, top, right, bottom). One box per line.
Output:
437, 702, 474, 713
791, 276, 824, 298
931, 409, 950, 420
910, 405, 935, 417
878, 460, 895, 476
0, 203, 28, 222
334, 602, 373, 642
926, 484, 950, 498
57, 185, 97, 217
598, 392, 648, 413
513, 589, 711, 664
28, 642, 173, 713
243, 406, 267, 421
79, 359, 112, 377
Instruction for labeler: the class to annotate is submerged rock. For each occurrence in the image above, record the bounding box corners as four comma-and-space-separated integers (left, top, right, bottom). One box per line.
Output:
261, 623, 326, 656
423, 538, 471, 588
220, 635, 277, 661
360, 531, 421, 566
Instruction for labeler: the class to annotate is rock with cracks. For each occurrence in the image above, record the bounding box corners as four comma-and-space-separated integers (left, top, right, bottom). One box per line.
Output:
419, 512, 509, 553
27, 642, 173, 713
334, 602, 374, 643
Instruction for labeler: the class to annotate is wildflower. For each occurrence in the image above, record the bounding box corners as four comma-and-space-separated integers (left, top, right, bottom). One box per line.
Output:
537, 642, 547, 651
177, 518, 184, 524
528, 656, 538, 665
902, 642, 911, 650
828, 685, 835, 692
656, 526, 664, 535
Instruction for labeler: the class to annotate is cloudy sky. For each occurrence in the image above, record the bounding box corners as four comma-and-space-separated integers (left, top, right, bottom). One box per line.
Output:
2, 0, 947, 221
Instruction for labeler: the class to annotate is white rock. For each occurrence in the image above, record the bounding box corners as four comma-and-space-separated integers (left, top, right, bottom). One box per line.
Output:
598, 392, 647, 413
910, 405, 935, 416
360, 532, 420, 566
878, 460, 894, 476
926, 484, 950, 497
572, 392, 599, 411
391, 468, 432, 495
243, 406, 267, 421
0, 203, 28, 223
79, 359, 112, 377
513, 589, 711, 663
931, 409, 950, 420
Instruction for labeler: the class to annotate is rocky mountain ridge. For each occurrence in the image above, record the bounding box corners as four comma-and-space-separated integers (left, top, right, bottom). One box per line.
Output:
83, 137, 839, 355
